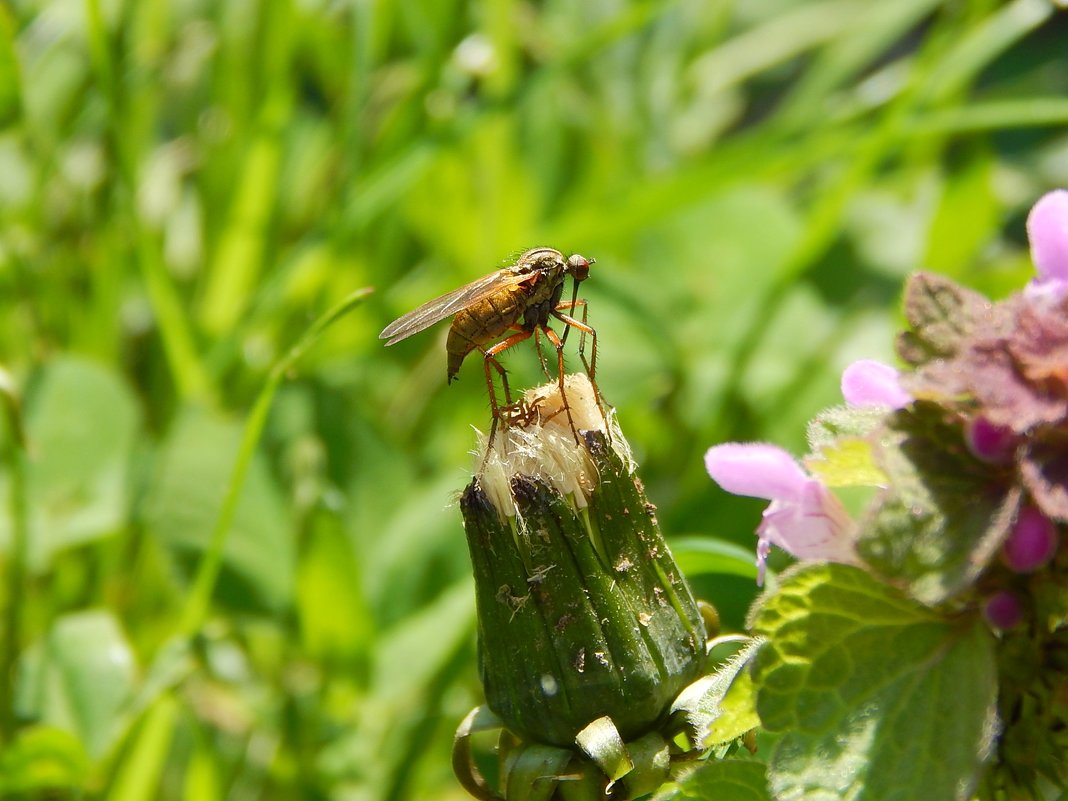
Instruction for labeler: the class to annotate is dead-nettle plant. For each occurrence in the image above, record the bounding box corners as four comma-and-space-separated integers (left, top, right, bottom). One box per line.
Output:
450, 191, 1068, 801
705, 190, 1068, 801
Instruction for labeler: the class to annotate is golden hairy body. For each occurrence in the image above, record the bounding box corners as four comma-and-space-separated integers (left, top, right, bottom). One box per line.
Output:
445, 255, 565, 382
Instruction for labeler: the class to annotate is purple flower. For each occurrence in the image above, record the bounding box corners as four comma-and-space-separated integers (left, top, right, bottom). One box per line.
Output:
983, 591, 1023, 631
840, 360, 910, 409
1001, 505, 1059, 573
704, 443, 858, 585
1025, 189, 1068, 302
965, 416, 1017, 465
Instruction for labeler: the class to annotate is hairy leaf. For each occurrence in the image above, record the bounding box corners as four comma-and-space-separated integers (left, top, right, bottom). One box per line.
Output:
750, 564, 997, 801
895, 272, 987, 367
859, 403, 1015, 603
653, 760, 770, 801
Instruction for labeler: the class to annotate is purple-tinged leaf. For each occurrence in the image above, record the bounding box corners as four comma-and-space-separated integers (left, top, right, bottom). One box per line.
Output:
859, 403, 1018, 604
1020, 431, 1068, 523
896, 272, 989, 367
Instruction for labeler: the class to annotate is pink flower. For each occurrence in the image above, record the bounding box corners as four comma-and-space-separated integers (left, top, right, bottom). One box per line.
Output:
1025, 189, 1068, 302
704, 443, 859, 585
840, 360, 910, 409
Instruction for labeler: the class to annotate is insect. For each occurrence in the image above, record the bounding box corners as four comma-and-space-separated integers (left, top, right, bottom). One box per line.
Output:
379, 247, 599, 441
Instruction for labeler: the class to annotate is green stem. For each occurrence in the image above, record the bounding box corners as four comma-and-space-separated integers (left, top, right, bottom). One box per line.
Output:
105, 695, 180, 801
0, 411, 27, 745
176, 287, 372, 636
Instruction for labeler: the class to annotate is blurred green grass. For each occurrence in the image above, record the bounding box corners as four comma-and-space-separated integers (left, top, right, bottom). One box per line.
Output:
1, 0, 1067, 798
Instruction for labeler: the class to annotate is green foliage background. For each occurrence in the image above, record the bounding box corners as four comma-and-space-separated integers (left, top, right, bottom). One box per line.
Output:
0, 0, 1066, 798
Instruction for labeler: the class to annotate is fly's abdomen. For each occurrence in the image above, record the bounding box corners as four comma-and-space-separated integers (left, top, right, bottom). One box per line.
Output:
446, 288, 526, 382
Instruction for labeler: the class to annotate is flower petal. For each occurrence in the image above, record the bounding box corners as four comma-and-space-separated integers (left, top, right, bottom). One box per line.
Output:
757, 483, 857, 564
1027, 189, 1068, 284
840, 359, 910, 409
705, 443, 810, 502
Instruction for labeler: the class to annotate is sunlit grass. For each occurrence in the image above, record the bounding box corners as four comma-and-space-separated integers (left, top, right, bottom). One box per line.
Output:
1, 0, 1066, 798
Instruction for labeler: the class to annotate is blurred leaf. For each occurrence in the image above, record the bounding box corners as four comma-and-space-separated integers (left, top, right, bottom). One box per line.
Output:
183, 730, 223, 801
653, 759, 770, 801
750, 564, 997, 801
105, 695, 180, 801
907, 96, 1068, 135
145, 406, 294, 610
318, 581, 474, 794
0, 5, 20, 129
0, 358, 140, 569
372, 579, 474, 699
924, 155, 997, 278
0, 363, 25, 448
671, 537, 758, 581
919, 0, 1053, 105
688, 0, 863, 97
199, 116, 286, 336
361, 471, 471, 627
778, 0, 943, 127
0, 725, 89, 794
17, 610, 138, 760
404, 115, 538, 267
296, 513, 373, 666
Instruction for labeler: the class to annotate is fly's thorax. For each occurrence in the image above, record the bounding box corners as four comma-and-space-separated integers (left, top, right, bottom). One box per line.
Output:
517, 249, 567, 293
516, 247, 567, 272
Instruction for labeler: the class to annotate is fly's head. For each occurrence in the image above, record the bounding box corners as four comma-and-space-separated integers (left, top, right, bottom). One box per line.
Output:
566, 253, 594, 285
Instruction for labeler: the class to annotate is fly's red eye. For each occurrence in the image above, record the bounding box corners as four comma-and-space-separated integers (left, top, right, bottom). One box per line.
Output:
568, 254, 591, 281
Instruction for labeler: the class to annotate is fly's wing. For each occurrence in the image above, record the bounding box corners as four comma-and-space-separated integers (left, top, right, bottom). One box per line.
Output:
379, 267, 532, 345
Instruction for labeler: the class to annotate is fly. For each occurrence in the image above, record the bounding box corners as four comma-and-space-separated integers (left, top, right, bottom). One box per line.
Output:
379, 247, 599, 441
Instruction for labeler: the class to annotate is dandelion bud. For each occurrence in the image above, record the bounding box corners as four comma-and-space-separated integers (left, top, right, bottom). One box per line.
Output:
460, 375, 706, 747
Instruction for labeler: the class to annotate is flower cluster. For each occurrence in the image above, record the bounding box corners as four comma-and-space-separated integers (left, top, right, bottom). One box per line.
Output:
707, 191, 1068, 607
704, 190, 1068, 798
704, 358, 909, 585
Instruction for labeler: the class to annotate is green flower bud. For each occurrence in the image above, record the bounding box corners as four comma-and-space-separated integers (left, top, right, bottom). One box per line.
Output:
460, 375, 706, 748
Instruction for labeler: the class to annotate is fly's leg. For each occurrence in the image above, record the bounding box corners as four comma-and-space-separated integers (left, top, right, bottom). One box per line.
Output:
481, 328, 535, 458
533, 326, 552, 380
554, 300, 596, 381
552, 302, 610, 439
539, 325, 580, 444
